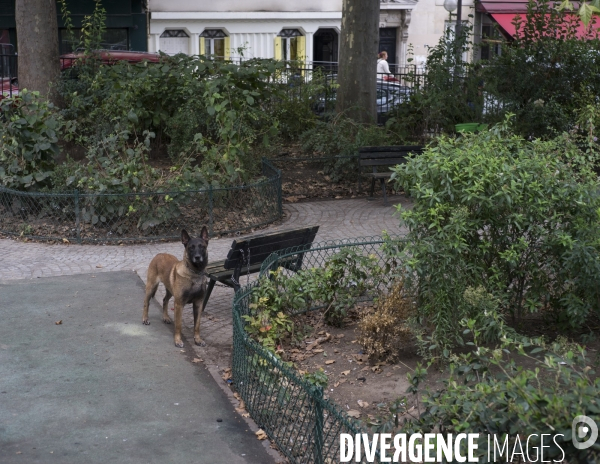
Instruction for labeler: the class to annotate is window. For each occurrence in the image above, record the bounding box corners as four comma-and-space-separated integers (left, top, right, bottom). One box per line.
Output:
480, 24, 502, 60
59, 28, 129, 54
160, 30, 189, 38
276, 29, 305, 62
200, 29, 228, 59
159, 30, 190, 56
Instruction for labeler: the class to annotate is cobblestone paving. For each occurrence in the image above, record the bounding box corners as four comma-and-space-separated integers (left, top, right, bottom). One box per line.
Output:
0, 196, 409, 368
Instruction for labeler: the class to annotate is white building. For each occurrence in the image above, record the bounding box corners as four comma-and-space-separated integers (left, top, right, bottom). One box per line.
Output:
147, 0, 473, 68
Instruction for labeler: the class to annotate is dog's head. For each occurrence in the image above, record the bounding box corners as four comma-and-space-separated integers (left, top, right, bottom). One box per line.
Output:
181, 227, 209, 270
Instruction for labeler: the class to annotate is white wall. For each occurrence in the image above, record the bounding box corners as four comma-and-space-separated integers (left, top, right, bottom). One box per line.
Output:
407, 0, 475, 66
148, 0, 342, 13
149, 16, 342, 62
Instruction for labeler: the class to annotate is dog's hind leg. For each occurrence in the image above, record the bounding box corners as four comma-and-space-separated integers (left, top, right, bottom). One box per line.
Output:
192, 300, 206, 347
142, 277, 160, 325
162, 290, 173, 324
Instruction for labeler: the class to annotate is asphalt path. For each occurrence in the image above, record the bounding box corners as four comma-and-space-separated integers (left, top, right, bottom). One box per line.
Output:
0, 271, 274, 464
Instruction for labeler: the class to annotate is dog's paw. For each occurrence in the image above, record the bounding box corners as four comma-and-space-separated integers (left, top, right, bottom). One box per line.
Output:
142, 319, 150, 325
194, 338, 206, 347
174, 340, 184, 348
162, 317, 172, 324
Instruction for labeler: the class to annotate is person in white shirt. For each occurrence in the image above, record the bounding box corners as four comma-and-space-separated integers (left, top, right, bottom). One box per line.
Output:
377, 51, 398, 82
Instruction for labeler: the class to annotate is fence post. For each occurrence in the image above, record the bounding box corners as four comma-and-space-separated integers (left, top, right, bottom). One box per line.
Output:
74, 189, 81, 244
277, 167, 283, 219
313, 386, 324, 464
208, 185, 214, 236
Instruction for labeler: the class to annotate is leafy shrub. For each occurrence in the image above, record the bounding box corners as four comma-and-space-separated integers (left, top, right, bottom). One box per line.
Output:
60, 55, 288, 185
387, 0, 600, 141
386, 25, 486, 142
391, 118, 600, 357
244, 269, 299, 354
0, 90, 63, 190
358, 279, 414, 362
400, 318, 600, 463
482, 0, 600, 139
300, 117, 405, 182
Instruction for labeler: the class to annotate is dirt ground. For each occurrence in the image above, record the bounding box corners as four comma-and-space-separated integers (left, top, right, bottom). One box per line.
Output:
271, 304, 600, 429
275, 305, 443, 426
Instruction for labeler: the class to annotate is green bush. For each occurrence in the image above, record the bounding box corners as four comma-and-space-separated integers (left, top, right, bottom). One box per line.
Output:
387, 0, 600, 141
399, 317, 600, 463
482, 0, 600, 138
0, 90, 63, 190
60, 55, 289, 185
391, 117, 600, 357
300, 117, 406, 182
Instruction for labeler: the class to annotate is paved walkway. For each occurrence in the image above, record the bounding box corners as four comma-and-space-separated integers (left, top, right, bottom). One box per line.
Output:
0, 271, 275, 463
0, 196, 409, 370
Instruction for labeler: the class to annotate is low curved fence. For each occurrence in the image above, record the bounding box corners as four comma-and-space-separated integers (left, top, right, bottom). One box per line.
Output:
0, 159, 282, 243
232, 236, 404, 464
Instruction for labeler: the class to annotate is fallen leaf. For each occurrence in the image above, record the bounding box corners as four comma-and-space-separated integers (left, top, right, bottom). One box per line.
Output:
256, 429, 268, 440
341, 370, 351, 376
55, 320, 62, 325
357, 400, 369, 408
325, 360, 335, 365
312, 349, 324, 354
236, 399, 246, 412
192, 358, 203, 363
386, 372, 392, 377
233, 392, 241, 401
333, 382, 340, 387
347, 410, 361, 418
96, 265, 103, 268
242, 413, 250, 418
62, 238, 69, 244
336, 334, 345, 339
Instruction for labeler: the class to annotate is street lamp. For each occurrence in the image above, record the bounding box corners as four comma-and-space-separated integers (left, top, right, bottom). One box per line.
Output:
443, 0, 462, 41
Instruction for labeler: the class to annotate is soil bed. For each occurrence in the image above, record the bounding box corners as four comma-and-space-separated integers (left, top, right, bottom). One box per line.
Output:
273, 303, 600, 429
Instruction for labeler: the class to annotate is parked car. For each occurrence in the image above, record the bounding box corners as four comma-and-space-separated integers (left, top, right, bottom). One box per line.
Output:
0, 76, 18, 100
60, 50, 161, 71
314, 74, 412, 121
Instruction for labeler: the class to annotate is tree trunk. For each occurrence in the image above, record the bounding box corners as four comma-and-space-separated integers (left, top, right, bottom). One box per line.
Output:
335, 0, 379, 124
15, 0, 60, 104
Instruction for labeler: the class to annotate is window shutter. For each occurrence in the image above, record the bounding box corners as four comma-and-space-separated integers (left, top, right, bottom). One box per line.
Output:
297, 35, 306, 64
224, 36, 230, 61
200, 37, 205, 56
274, 36, 282, 60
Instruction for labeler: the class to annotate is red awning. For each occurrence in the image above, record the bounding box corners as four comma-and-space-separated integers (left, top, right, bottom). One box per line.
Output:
490, 12, 600, 39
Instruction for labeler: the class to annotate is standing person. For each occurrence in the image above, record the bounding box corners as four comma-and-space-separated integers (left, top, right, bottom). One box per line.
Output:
377, 51, 398, 82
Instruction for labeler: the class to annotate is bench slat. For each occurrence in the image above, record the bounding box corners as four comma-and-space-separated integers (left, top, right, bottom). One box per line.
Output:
224, 225, 319, 270
359, 152, 416, 159
359, 145, 423, 153
363, 172, 393, 178
360, 159, 408, 167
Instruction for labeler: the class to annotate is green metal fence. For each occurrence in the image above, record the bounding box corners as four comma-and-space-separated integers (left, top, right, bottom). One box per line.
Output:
0, 159, 282, 243
232, 236, 404, 464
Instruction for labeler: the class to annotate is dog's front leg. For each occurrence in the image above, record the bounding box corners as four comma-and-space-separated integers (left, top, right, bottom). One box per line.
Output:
192, 301, 205, 347
173, 299, 184, 348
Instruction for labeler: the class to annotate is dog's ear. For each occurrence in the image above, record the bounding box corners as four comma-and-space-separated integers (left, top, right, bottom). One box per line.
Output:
181, 229, 190, 246
201, 226, 209, 243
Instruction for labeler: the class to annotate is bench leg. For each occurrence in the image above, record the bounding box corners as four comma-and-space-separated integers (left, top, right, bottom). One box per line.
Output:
202, 279, 216, 310
381, 178, 390, 206
369, 177, 376, 198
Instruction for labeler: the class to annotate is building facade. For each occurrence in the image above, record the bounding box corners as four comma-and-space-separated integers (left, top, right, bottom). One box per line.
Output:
147, 0, 439, 70
0, 0, 148, 54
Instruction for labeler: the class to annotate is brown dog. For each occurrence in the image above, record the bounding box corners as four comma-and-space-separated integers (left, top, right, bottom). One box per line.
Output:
142, 228, 209, 347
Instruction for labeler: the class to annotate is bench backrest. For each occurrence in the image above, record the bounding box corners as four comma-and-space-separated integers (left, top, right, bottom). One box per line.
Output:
359, 145, 424, 167
223, 225, 320, 270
